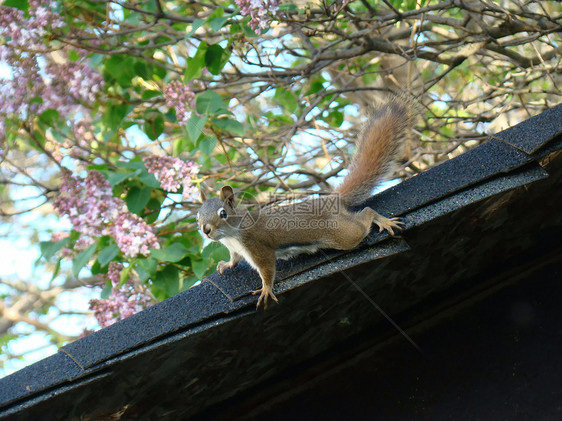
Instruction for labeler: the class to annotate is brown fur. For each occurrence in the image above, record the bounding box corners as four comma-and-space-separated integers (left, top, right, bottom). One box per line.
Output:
197, 97, 414, 309
336, 99, 412, 207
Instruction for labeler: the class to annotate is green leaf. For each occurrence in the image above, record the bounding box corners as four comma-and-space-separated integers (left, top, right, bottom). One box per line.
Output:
198, 135, 217, 158
30, 129, 46, 149
153, 63, 167, 80
72, 244, 97, 277
135, 257, 159, 282
29, 96, 43, 106
119, 264, 132, 286
202, 241, 230, 261
173, 137, 192, 154
39, 238, 69, 261
154, 265, 180, 297
135, 264, 150, 282
39, 109, 60, 126
90, 259, 103, 275
205, 44, 224, 75
101, 281, 112, 299
49, 258, 62, 283
186, 18, 205, 37
134, 60, 150, 79
139, 172, 161, 188
185, 41, 207, 81
186, 113, 208, 143
182, 275, 200, 291
142, 90, 161, 100
274, 87, 299, 113
212, 117, 245, 136
117, 160, 146, 170
191, 258, 209, 279
2, 0, 28, 11
196, 90, 226, 115
137, 257, 158, 276
305, 78, 325, 95
323, 110, 344, 127
88, 163, 109, 172
205, 43, 231, 75
104, 55, 136, 86
68, 49, 81, 62
278, 3, 298, 12
97, 244, 120, 268
151, 243, 189, 262
144, 198, 162, 224
106, 170, 140, 186
209, 16, 229, 32
126, 186, 152, 214
144, 111, 165, 140
103, 103, 130, 131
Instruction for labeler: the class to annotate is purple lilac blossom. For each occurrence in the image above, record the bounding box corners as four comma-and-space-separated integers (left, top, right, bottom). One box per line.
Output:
112, 212, 160, 258
89, 262, 153, 328
53, 169, 160, 257
44, 60, 105, 109
0, 55, 104, 121
163, 81, 195, 126
235, 0, 280, 31
0, 0, 64, 51
144, 155, 201, 201
66, 118, 97, 160
0, 1, 104, 141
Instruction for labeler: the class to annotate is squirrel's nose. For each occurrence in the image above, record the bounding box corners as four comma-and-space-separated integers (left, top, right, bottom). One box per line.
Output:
203, 225, 212, 236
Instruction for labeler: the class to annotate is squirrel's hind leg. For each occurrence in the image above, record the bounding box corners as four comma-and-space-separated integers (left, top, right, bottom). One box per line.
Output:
368, 208, 404, 236
323, 209, 374, 250
336, 207, 402, 249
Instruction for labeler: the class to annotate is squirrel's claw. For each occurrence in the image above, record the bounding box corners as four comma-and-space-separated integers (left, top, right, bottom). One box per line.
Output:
376, 216, 404, 236
217, 260, 229, 275
252, 286, 278, 310
217, 260, 238, 275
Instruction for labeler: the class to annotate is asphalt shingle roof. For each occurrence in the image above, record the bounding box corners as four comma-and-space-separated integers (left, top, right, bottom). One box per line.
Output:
1, 104, 561, 420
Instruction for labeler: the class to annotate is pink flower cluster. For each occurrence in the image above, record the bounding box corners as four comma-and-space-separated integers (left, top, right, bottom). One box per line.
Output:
45, 60, 105, 108
235, 0, 280, 31
144, 155, 201, 201
65, 118, 97, 159
163, 81, 195, 126
0, 0, 64, 51
89, 262, 153, 328
0, 55, 104, 123
113, 212, 161, 258
0, 2, 104, 141
53, 169, 160, 257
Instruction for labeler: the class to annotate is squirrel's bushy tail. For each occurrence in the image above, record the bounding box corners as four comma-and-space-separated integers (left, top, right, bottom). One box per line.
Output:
335, 97, 414, 207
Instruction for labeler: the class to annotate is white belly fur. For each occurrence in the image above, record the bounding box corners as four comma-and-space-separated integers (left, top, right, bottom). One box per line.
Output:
219, 237, 320, 268
219, 237, 258, 270
275, 244, 320, 260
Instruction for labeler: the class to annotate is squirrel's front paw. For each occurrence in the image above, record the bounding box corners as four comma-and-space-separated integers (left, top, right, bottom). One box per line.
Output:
252, 286, 279, 310
217, 260, 235, 275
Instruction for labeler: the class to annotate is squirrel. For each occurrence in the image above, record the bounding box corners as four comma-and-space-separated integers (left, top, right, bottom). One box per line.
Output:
197, 98, 413, 309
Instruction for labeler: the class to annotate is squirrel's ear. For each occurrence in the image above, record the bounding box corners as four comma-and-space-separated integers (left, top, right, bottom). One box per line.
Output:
219, 185, 234, 204
199, 188, 207, 203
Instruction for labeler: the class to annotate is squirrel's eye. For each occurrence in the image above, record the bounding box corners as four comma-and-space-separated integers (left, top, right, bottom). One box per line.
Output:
218, 208, 227, 219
